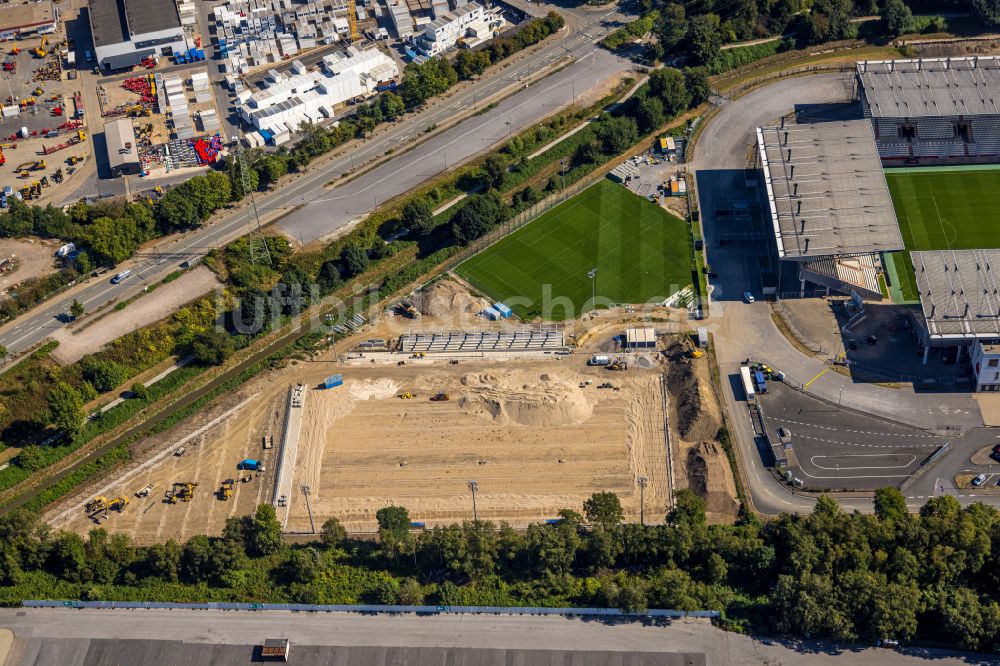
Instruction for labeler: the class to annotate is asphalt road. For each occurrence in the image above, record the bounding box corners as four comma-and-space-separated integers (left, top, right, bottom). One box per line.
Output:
0, 608, 993, 666
0, 3, 630, 359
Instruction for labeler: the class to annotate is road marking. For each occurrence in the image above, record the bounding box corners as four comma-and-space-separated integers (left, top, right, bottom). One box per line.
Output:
802, 351, 846, 389
809, 454, 917, 470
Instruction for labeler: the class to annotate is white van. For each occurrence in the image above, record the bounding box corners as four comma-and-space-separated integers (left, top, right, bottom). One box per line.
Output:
111, 269, 131, 284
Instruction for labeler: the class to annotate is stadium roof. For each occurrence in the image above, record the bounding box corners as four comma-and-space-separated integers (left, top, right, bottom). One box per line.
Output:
857, 57, 1000, 118
756, 120, 903, 260
912, 249, 1000, 340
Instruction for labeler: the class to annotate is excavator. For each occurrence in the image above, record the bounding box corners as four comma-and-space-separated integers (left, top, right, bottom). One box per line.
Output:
84, 496, 108, 514
430, 392, 450, 401
167, 482, 198, 503
218, 479, 234, 501
106, 496, 129, 512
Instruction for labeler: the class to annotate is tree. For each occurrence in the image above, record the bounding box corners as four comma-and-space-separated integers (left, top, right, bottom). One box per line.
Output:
584, 491, 624, 529
376, 505, 411, 535
649, 67, 692, 117
321, 517, 347, 548
451, 191, 508, 245
971, 0, 1000, 27
881, 0, 912, 37
70, 299, 84, 319
686, 14, 722, 67
401, 198, 435, 236
482, 153, 509, 190
285, 547, 320, 584
668, 488, 705, 526
247, 504, 284, 557
47, 381, 84, 434
190, 329, 236, 365
397, 577, 424, 604
83, 359, 128, 393
683, 67, 712, 107
658, 3, 688, 51
596, 116, 639, 155
0, 343, 7, 360
636, 95, 666, 133
874, 487, 909, 523
339, 243, 369, 278
156, 190, 200, 231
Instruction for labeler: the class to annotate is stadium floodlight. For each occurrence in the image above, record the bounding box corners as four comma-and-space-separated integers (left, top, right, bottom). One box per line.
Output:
587, 268, 597, 313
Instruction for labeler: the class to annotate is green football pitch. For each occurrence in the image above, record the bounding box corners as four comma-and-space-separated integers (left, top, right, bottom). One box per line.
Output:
885, 165, 1000, 302
455, 179, 693, 321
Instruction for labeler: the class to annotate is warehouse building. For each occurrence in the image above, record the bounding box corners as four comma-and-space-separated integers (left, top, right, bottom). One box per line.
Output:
236, 46, 399, 137
858, 58, 1000, 166
88, 0, 187, 71
105, 118, 141, 176
0, 1, 57, 39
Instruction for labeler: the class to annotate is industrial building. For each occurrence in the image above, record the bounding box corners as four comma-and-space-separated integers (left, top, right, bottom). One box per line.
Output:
0, 0, 57, 39
87, 0, 187, 71
237, 46, 399, 140
105, 119, 141, 176
415, 2, 496, 56
624, 328, 656, 349
858, 58, 1000, 166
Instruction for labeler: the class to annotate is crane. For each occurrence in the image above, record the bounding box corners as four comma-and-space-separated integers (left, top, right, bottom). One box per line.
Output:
347, 3, 360, 42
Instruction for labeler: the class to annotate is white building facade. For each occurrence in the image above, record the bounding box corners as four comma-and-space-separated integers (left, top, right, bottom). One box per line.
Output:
416, 2, 493, 56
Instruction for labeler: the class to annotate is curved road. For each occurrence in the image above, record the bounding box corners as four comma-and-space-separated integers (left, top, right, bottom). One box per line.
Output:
692, 72, 999, 514
0, 4, 631, 359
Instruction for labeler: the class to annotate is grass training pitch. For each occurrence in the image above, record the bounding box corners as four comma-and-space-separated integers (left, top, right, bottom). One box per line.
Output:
885, 166, 1000, 302
456, 180, 693, 320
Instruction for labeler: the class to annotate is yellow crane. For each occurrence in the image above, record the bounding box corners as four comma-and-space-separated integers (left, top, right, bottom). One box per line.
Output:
347, 3, 360, 42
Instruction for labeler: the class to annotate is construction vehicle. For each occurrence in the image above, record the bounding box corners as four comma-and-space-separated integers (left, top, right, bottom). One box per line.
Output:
32, 46, 46, 59
14, 160, 44, 172
67, 155, 81, 165
77, 129, 86, 141
608, 360, 628, 371
411, 352, 426, 358
17, 171, 28, 179
0, 150, 5, 167
9, 46, 18, 56
399, 392, 414, 399
135, 483, 155, 498
167, 482, 198, 503
107, 496, 129, 512
218, 478, 235, 501
84, 496, 109, 514
2, 61, 14, 73
430, 392, 450, 401
33, 87, 43, 97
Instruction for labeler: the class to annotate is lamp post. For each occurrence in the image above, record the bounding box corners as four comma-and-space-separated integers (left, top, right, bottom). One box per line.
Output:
587, 268, 597, 314
638, 476, 648, 526
468, 480, 479, 522
301, 484, 315, 534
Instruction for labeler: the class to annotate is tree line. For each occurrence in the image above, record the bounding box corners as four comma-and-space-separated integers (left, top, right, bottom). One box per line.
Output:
602, 0, 1000, 71
1, 489, 999, 653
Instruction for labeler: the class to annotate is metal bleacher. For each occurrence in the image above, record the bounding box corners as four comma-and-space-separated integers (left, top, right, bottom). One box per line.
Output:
397, 327, 568, 354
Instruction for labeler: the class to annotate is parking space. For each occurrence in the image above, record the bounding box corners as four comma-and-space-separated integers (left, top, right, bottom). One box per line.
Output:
758, 381, 945, 490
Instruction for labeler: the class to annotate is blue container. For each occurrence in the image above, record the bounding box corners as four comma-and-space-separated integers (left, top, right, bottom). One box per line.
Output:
259, 128, 273, 142
409, 521, 426, 529
754, 371, 767, 393
323, 374, 343, 389
493, 302, 512, 318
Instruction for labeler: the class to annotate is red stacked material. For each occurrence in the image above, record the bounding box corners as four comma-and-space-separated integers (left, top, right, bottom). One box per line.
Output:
121, 77, 155, 105
191, 134, 223, 164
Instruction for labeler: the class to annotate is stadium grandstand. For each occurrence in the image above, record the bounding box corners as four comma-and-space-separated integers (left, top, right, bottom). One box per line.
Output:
858, 57, 1000, 165
754, 119, 903, 299
397, 327, 568, 355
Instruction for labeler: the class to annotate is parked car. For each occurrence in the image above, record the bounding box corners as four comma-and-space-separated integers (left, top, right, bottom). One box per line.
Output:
990, 444, 1000, 463
743, 291, 755, 303
972, 473, 987, 487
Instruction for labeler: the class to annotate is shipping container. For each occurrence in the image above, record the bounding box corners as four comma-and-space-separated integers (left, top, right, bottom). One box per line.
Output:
739, 366, 756, 401
481, 306, 501, 320
493, 302, 513, 318
754, 370, 767, 393
323, 374, 343, 389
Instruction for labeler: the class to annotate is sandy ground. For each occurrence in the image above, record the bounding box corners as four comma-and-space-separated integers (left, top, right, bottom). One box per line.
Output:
0, 238, 59, 295
286, 358, 670, 532
50, 266, 221, 365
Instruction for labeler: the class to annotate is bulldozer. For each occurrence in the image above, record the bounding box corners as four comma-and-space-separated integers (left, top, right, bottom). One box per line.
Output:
107, 496, 129, 512
84, 496, 108, 514
218, 478, 235, 501
430, 392, 450, 401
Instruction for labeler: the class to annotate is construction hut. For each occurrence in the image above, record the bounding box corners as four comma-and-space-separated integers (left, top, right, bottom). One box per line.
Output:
624, 327, 656, 350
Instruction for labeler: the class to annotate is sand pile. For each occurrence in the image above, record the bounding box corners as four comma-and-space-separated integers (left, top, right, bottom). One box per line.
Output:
686, 441, 740, 516
458, 370, 593, 427
349, 378, 400, 400
413, 278, 491, 317
664, 341, 721, 441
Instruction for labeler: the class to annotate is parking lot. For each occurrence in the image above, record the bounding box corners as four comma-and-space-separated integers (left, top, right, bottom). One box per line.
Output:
758, 381, 945, 490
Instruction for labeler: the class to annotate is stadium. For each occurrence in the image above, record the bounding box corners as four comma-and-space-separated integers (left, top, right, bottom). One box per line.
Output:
755, 57, 1000, 391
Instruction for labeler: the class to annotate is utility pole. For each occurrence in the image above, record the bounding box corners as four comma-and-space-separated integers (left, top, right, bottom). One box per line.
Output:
638, 476, 648, 526
588, 268, 597, 313
468, 479, 479, 522
301, 484, 315, 533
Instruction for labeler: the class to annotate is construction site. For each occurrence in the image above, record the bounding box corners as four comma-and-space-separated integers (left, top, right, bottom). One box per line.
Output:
46, 279, 740, 538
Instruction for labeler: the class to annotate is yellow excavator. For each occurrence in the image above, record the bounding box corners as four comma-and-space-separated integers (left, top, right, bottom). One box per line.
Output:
218, 479, 234, 501
84, 496, 108, 514
107, 496, 130, 512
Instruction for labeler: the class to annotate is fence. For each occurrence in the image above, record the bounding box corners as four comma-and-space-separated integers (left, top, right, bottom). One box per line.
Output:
23, 599, 720, 619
